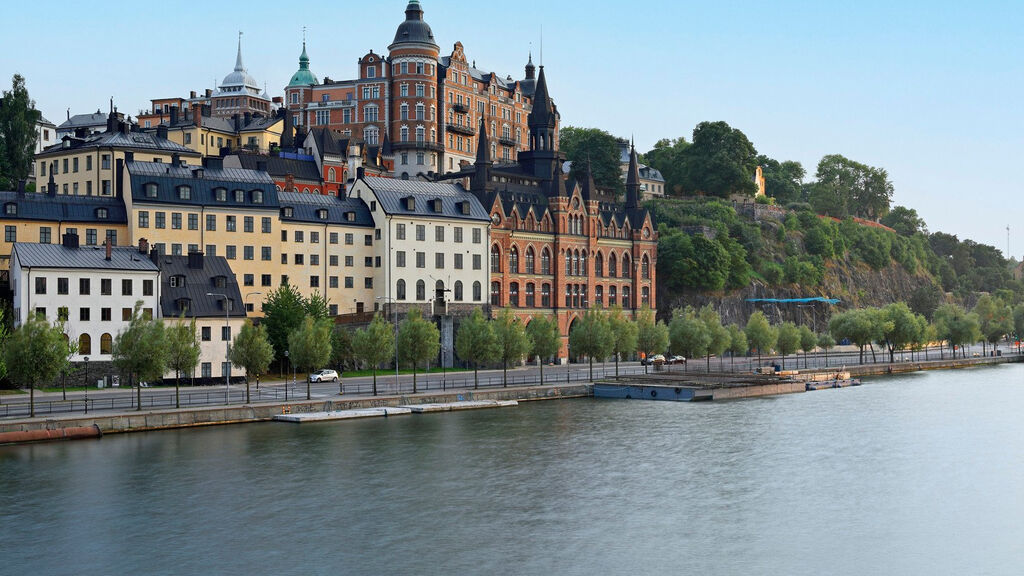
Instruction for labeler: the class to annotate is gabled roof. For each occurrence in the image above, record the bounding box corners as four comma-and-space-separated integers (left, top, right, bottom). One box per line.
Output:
278, 191, 373, 226
309, 127, 348, 157
359, 176, 489, 222
57, 112, 107, 130
232, 153, 321, 182
157, 254, 246, 319
127, 161, 279, 209
0, 190, 127, 223
38, 129, 198, 158
163, 114, 280, 135
12, 243, 158, 272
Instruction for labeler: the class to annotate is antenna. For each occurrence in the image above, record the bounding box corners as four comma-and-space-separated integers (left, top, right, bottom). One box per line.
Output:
302, 26, 306, 44
1007, 225, 1011, 258
540, 24, 544, 66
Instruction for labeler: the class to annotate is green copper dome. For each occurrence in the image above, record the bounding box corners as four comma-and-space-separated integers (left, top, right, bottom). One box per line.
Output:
287, 42, 319, 87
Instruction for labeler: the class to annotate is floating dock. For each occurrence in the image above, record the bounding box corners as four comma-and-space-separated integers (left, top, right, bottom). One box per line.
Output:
594, 371, 859, 402
274, 407, 412, 423
397, 400, 519, 413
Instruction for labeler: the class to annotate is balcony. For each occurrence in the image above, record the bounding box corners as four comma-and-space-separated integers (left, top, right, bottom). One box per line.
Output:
452, 103, 469, 114
498, 136, 518, 147
391, 140, 445, 153
446, 123, 476, 136
309, 99, 356, 109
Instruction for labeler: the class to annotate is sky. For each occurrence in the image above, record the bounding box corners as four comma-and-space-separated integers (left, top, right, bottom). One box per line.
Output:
2, 0, 1021, 255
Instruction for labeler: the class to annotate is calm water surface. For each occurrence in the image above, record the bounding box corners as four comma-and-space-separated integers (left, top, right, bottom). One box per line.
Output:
2, 364, 1022, 575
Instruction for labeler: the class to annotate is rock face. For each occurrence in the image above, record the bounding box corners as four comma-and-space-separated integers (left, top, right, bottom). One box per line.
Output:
658, 256, 931, 329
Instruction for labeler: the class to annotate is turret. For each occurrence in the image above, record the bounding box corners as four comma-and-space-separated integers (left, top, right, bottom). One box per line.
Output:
625, 140, 641, 209
471, 116, 491, 192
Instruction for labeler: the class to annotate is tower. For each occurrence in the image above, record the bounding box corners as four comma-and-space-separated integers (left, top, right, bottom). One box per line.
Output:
625, 140, 641, 209
388, 1, 441, 179
518, 65, 562, 185
471, 116, 491, 192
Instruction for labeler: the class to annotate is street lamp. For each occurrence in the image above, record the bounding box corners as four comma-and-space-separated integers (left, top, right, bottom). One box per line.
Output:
244, 291, 262, 314
207, 292, 231, 405
376, 296, 399, 394
83, 356, 89, 415
283, 350, 290, 401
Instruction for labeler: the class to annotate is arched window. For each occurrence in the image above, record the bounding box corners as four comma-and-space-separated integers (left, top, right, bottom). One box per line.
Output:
642, 254, 650, 279
609, 285, 617, 306
609, 253, 618, 277
473, 281, 482, 301
581, 250, 588, 275
509, 246, 519, 273
541, 248, 551, 275
641, 286, 650, 306
572, 250, 580, 276
397, 279, 407, 300
595, 285, 604, 307
78, 333, 91, 356
400, 103, 409, 120
491, 244, 502, 273
565, 251, 572, 275
509, 282, 520, 307
622, 254, 632, 278
491, 281, 502, 306
416, 280, 426, 301
525, 283, 535, 307
622, 286, 631, 308
595, 252, 604, 277
573, 285, 581, 308
454, 280, 464, 301
415, 103, 425, 120
328, 168, 336, 182
525, 246, 535, 274
435, 279, 444, 302
541, 283, 551, 307
100, 333, 112, 355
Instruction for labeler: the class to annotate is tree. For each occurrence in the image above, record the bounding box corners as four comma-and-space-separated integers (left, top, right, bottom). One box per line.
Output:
397, 308, 440, 393
353, 314, 395, 396
569, 309, 614, 381
635, 308, 669, 373
972, 294, 1013, 356
329, 325, 356, 373
166, 318, 201, 408
810, 154, 893, 219
112, 302, 167, 411
304, 290, 330, 320
1014, 304, 1024, 354
559, 126, 625, 196
798, 325, 817, 369
698, 305, 730, 371
455, 308, 496, 389
261, 282, 307, 372
668, 307, 710, 371
726, 323, 747, 370
880, 303, 923, 363
0, 74, 40, 182
229, 320, 274, 404
4, 314, 67, 417
288, 316, 332, 400
933, 304, 980, 358
775, 322, 801, 370
607, 306, 638, 377
829, 308, 886, 364
744, 311, 777, 365
644, 137, 689, 195
493, 308, 531, 387
817, 333, 836, 367
881, 205, 927, 236
757, 155, 805, 205
679, 121, 758, 198
525, 315, 562, 385
908, 281, 943, 321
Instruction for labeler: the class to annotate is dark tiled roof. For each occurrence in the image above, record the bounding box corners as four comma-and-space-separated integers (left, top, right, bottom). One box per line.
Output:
360, 176, 489, 222
38, 129, 198, 158
639, 165, 665, 182
0, 191, 127, 223
233, 154, 321, 182
278, 191, 373, 227
57, 112, 107, 130
309, 127, 348, 156
163, 114, 280, 134
157, 254, 246, 319
127, 161, 279, 209
12, 243, 158, 272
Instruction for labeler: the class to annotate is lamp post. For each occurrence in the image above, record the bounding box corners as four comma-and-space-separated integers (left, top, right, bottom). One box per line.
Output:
284, 350, 290, 401
83, 356, 89, 415
376, 296, 399, 393
207, 292, 230, 405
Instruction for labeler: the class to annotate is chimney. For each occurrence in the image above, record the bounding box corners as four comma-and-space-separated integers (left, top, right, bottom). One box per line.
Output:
272, 96, 283, 104
62, 231, 79, 249
190, 90, 197, 99
192, 104, 202, 127
187, 251, 204, 270
139, 238, 149, 254
356, 167, 366, 180
105, 239, 112, 261
256, 160, 268, 172
16, 179, 25, 194
205, 89, 212, 98
115, 158, 124, 197
171, 152, 181, 167
156, 124, 168, 140
285, 173, 295, 192
201, 104, 211, 118
124, 151, 134, 163
47, 173, 56, 197
232, 113, 241, 132
149, 247, 159, 265
169, 106, 179, 125
202, 156, 223, 171
244, 111, 252, 126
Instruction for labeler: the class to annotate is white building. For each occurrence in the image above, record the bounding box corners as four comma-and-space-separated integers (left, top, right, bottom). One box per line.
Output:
9, 235, 160, 362
27, 115, 57, 183
348, 175, 490, 314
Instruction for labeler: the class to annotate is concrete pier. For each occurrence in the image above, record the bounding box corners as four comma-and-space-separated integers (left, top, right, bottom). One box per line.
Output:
398, 400, 518, 413
274, 407, 413, 423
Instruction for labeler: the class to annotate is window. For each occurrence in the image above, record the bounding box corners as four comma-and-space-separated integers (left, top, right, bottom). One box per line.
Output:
261, 247, 271, 261
138, 211, 150, 228
310, 276, 320, 288
345, 256, 354, 267
329, 232, 338, 244
526, 283, 536, 307
106, 230, 117, 246
3, 203, 15, 216
101, 278, 112, 295
509, 282, 520, 307
188, 213, 198, 230
311, 254, 319, 266
397, 279, 407, 300
596, 252, 604, 277
345, 233, 353, 245
294, 230, 304, 243
364, 277, 373, 289
262, 217, 272, 233
178, 185, 191, 200
491, 281, 501, 306
226, 216, 236, 232
78, 334, 91, 355
364, 256, 373, 267
171, 212, 182, 230
201, 363, 212, 378
79, 278, 91, 295
435, 252, 445, 269
262, 274, 272, 287
622, 286, 631, 308
143, 279, 154, 296
454, 227, 463, 243
57, 277, 69, 295
5, 226, 16, 243
345, 277, 353, 288
206, 214, 216, 231
226, 245, 237, 260
122, 308, 132, 321
454, 253, 463, 269
80, 307, 90, 321
122, 279, 132, 296
454, 281, 464, 301
642, 255, 650, 279
509, 247, 519, 273
221, 326, 232, 341
642, 286, 650, 306
294, 254, 304, 265
155, 212, 166, 229
416, 252, 425, 268
609, 254, 617, 277
473, 281, 482, 302
623, 255, 631, 278
329, 276, 338, 289
39, 227, 52, 244
472, 228, 481, 244
415, 225, 425, 241
595, 286, 604, 307
491, 245, 501, 273
244, 216, 254, 233
396, 251, 406, 267
100, 333, 112, 354
34, 276, 46, 294
416, 280, 425, 301
202, 327, 211, 341
435, 226, 444, 242
473, 254, 481, 270
214, 188, 227, 202
542, 284, 551, 307
330, 255, 339, 266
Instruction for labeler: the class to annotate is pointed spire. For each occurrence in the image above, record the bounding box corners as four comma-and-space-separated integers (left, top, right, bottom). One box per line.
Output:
476, 116, 490, 166
525, 50, 536, 80
626, 140, 641, 209
532, 66, 553, 123
234, 31, 245, 72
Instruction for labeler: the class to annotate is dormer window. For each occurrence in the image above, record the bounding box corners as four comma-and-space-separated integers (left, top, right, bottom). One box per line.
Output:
251, 190, 264, 204
459, 201, 470, 215
212, 276, 227, 288
281, 207, 293, 218
431, 199, 442, 213
403, 196, 416, 211
214, 187, 227, 202
345, 211, 355, 222
144, 183, 158, 198
95, 208, 108, 219
176, 298, 191, 313
4, 203, 16, 215
169, 275, 186, 288
317, 209, 328, 220
177, 185, 191, 200
234, 189, 245, 203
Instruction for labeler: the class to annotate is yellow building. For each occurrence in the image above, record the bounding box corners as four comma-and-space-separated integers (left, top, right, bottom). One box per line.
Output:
34, 111, 200, 199
159, 105, 283, 157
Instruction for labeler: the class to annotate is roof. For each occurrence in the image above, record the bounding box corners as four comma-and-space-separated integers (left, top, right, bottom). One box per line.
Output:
360, 176, 489, 221
163, 113, 279, 135
12, 243, 158, 272
221, 37, 261, 92
288, 42, 319, 87
391, 1, 438, 48
57, 112, 107, 130
233, 153, 321, 182
278, 191, 373, 226
38, 128, 198, 158
439, 57, 519, 94
0, 190, 128, 223
127, 161, 279, 208
37, 115, 55, 127
309, 127, 348, 157
639, 165, 664, 182
157, 254, 246, 319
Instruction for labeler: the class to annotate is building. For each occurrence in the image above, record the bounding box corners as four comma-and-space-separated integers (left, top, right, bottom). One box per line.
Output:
211, 35, 273, 119
157, 250, 247, 383
34, 110, 200, 199
9, 234, 160, 363
28, 115, 57, 183
283, 2, 543, 178
157, 104, 283, 157
617, 139, 665, 197
439, 67, 657, 358
56, 110, 108, 139
225, 151, 325, 195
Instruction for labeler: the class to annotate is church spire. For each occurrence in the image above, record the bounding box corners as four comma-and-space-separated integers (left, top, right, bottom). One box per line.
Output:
472, 116, 491, 192
235, 31, 245, 72
625, 139, 641, 209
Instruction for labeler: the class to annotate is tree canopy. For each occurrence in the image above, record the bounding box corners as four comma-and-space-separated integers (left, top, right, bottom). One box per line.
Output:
353, 313, 395, 396
607, 306, 638, 377
229, 320, 275, 403
288, 316, 332, 399
493, 308, 531, 387
635, 308, 669, 372
397, 308, 440, 393
4, 314, 67, 417
112, 302, 168, 410
455, 308, 496, 389
744, 311, 777, 363
809, 154, 894, 220
569, 310, 614, 381
525, 315, 562, 385
559, 126, 624, 196
166, 318, 201, 408
678, 121, 758, 198
0, 74, 40, 184
757, 155, 806, 205
643, 137, 689, 195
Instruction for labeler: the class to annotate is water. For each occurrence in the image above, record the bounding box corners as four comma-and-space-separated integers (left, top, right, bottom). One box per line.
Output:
2, 364, 1022, 575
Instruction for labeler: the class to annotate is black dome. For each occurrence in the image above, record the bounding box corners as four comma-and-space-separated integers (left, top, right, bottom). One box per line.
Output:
391, 1, 437, 47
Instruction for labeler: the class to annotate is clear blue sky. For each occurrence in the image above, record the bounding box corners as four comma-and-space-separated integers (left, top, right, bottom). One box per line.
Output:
2, 0, 1021, 255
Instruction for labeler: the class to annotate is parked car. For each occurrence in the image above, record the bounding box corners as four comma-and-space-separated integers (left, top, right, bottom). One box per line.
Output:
667, 355, 687, 365
642, 354, 666, 366
308, 369, 339, 383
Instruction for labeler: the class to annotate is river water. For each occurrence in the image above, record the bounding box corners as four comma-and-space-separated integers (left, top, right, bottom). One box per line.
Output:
2, 364, 1022, 575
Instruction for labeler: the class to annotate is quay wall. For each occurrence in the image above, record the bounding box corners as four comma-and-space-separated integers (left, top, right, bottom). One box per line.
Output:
828, 355, 1020, 378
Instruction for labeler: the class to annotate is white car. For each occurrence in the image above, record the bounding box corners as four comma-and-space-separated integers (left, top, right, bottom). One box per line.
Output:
308, 369, 339, 383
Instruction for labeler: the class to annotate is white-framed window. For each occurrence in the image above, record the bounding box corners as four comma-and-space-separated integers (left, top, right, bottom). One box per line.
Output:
364, 104, 378, 122
316, 110, 330, 125
364, 126, 379, 146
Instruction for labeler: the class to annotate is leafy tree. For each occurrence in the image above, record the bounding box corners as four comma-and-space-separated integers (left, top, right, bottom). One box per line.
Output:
933, 304, 980, 358
288, 316, 332, 400
757, 155, 805, 205
698, 305, 730, 371
0, 74, 40, 182
908, 281, 943, 321
4, 314, 67, 417
455, 308, 496, 389
229, 320, 274, 403
829, 308, 887, 364
881, 205, 927, 236
353, 313, 395, 396
775, 322, 801, 370
679, 121, 758, 198
798, 325, 817, 369
726, 323, 747, 370
112, 302, 168, 411
559, 126, 624, 196
262, 282, 307, 371
569, 309, 615, 381
493, 308, 532, 387
810, 154, 893, 220
668, 307, 710, 370
635, 308, 669, 373
817, 333, 836, 366
397, 308, 440, 393
166, 318, 201, 408
525, 315, 562, 385
304, 290, 330, 320
972, 294, 1013, 355
644, 137, 689, 195
880, 302, 923, 363
1014, 304, 1024, 354
607, 306, 638, 377
329, 325, 356, 373
744, 311, 777, 364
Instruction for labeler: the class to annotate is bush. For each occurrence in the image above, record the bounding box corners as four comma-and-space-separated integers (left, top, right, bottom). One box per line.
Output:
760, 261, 785, 285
